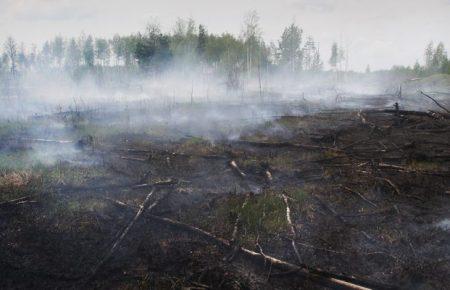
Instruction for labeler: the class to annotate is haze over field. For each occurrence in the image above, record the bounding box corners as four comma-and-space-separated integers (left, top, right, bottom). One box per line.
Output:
1, 2, 450, 290
1, 0, 450, 71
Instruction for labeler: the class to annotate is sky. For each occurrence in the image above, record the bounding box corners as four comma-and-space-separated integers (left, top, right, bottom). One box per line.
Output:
0, 0, 449, 71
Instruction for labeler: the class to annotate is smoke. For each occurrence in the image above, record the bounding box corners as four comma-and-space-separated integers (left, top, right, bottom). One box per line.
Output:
1, 57, 449, 152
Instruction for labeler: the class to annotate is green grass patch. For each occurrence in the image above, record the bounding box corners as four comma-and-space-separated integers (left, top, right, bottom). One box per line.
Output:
214, 191, 288, 246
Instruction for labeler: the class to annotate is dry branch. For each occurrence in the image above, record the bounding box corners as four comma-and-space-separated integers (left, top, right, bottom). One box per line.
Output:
89, 187, 162, 278
377, 163, 450, 177
378, 178, 401, 195
120, 156, 148, 162
145, 214, 396, 290
341, 186, 377, 208
282, 193, 302, 264
0, 196, 31, 206
232, 140, 341, 152
106, 197, 396, 289
229, 160, 246, 179
16, 138, 73, 144
265, 169, 273, 182
420, 91, 450, 113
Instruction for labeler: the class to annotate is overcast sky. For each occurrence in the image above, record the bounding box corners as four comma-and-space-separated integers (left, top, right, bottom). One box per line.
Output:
1, 0, 449, 71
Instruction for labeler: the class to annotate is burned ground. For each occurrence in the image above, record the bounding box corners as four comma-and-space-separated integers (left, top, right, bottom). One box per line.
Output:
0, 100, 449, 289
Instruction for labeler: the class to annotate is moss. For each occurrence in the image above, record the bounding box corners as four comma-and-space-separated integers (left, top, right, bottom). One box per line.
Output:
408, 160, 442, 171
291, 189, 309, 203
214, 191, 288, 246
42, 164, 108, 187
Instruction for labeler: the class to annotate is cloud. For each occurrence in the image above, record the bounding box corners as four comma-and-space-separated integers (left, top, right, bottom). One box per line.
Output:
8, 0, 97, 22
288, 0, 337, 13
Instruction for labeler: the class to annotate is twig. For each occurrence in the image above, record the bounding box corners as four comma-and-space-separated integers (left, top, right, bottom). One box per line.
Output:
282, 193, 302, 264
226, 195, 250, 262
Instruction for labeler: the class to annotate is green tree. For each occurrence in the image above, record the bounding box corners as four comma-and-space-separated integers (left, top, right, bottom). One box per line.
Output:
4, 37, 17, 74
134, 29, 172, 71
242, 10, 262, 76
171, 18, 198, 65
432, 42, 447, 70
95, 38, 110, 66
83, 35, 95, 67
197, 24, 207, 57
329, 42, 338, 70
279, 23, 303, 72
413, 60, 422, 76
311, 43, 322, 72
17, 43, 28, 69
65, 38, 81, 68
1, 53, 9, 72
40, 41, 52, 67
424, 41, 434, 69
52, 36, 65, 67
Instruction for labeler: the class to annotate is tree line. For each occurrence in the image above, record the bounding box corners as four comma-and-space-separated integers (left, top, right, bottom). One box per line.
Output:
1, 12, 449, 83
0, 12, 323, 79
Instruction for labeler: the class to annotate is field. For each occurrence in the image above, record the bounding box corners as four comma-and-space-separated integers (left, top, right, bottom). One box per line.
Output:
0, 95, 449, 289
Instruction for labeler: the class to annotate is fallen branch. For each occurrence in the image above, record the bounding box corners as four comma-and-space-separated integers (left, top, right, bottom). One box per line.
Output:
377, 163, 450, 177
265, 169, 273, 182
282, 193, 302, 264
229, 160, 246, 179
120, 156, 148, 162
420, 91, 450, 113
16, 138, 73, 144
232, 140, 341, 152
89, 187, 161, 278
313, 196, 346, 224
377, 178, 401, 195
341, 186, 377, 208
145, 214, 396, 290
0, 196, 31, 206
55, 179, 176, 194
108, 199, 396, 289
